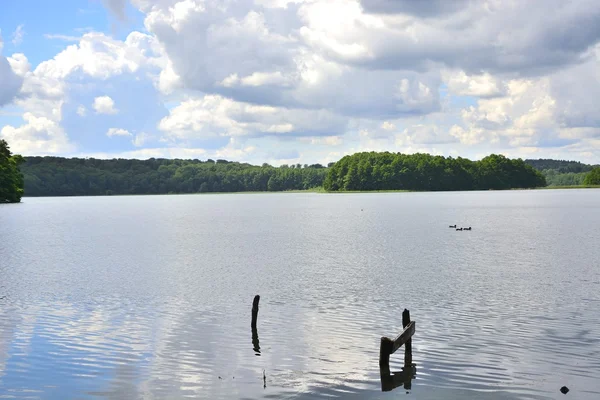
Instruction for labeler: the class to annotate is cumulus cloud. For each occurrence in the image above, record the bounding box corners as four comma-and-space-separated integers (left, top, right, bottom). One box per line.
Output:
34, 31, 164, 81
359, 0, 471, 17
158, 94, 348, 142
0, 112, 73, 154
398, 124, 458, 146
93, 96, 118, 114
0, 36, 24, 107
106, 127, 132, 137
4, 0, 600, 164
444, 70, 505, 98
301, 0, 600, 75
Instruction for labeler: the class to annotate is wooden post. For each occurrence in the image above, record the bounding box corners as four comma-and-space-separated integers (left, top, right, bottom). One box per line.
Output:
379, 309, 415, 369
251, 295, 261, 355
379, 337, 393, 371
251, 295, 260, 329
402, 309, 412, 366
402, 309, 412, 390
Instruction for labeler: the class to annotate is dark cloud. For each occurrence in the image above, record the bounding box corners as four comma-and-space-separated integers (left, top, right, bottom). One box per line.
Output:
316, 0, 600, 77
359, 0, 471, 17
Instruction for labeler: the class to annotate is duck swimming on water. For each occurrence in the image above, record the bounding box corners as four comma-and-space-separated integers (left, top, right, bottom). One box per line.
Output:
449, 224, 457, 228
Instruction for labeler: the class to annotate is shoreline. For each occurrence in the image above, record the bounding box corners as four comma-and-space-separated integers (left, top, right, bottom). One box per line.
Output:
18, 185, 600, 199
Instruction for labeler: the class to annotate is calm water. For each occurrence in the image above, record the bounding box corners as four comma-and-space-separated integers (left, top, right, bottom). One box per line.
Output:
1, 191, 599, 399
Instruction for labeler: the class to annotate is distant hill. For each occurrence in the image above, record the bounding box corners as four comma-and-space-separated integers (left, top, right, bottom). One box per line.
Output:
524, 159, 599, 186
524, 159, 595, 173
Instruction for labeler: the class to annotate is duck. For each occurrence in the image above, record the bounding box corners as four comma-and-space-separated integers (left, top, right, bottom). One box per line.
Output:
456, 227, 463, 231
464, 227, 472, 231
449, 224, 457, 228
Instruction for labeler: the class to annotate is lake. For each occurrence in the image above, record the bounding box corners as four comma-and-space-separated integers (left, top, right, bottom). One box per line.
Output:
1, 191, 599, 399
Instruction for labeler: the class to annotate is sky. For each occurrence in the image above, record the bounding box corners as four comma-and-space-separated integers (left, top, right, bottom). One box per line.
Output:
1, 0, 600, 166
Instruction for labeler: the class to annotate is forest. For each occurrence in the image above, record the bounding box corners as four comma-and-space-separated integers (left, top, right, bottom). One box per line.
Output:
21, 157, 329, 196
324, 152, 547, 191
19, 152, 547, 196
524, 159, 599, 186
14, 152, 600, 197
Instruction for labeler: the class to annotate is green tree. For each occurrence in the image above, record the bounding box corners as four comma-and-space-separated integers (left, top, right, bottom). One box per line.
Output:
0, 140, 25, 203
583, 167, 600, 185
324, 152, 546, 192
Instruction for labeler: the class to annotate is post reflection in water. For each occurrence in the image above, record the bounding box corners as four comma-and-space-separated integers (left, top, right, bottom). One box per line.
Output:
251, 325, 260, 355
380, 362, 417, 392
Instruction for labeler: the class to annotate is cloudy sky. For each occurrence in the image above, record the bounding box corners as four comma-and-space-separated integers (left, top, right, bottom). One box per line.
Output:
1, 0, 600, 165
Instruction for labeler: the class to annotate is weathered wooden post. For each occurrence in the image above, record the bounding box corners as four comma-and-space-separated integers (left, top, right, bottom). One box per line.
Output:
251, 295, 260, 329
379, 309, 416, 392
251, 295, 261, 355
402, 309, 412, 366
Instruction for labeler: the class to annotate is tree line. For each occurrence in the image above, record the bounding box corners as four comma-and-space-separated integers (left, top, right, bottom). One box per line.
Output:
6, 140, 600, 200
324, 152, 547, 191
524, 158, 599, 186
21, 157, 329, 196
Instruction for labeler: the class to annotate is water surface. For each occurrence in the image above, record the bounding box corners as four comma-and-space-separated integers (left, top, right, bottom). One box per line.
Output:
1, 191, 599, 399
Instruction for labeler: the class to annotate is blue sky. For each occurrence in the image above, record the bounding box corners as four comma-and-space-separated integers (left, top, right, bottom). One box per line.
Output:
1, 0, 600, 165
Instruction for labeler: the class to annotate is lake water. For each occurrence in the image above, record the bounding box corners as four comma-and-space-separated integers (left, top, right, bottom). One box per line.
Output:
1, 191, 599, 399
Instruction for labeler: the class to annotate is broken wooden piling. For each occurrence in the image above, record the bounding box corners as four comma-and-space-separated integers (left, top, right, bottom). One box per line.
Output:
251, 295, 261, 355
379, 309, 415, 369
251, 295, 260, 329
379, 308, 416, 392
402, 309, 412, 366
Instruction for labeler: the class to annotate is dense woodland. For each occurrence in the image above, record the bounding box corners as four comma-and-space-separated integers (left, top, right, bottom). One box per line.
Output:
583, 167, 600, 185
324, 153, 546, 191
524, 159, 599, 186
21, 157, 329, 196
0, 140, 24, 203
13, 152, 600, 197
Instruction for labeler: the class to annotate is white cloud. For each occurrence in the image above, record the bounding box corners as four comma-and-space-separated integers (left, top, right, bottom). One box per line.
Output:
93, 96, 118, 114
381, 121, 395, 131
43, 33, 81, 42
444, 70, 504, 98
158, 94, 347, 141
0, 112, 74, 154
3, 0, 600, 165
106, 127, 132, 137
34, 31, 164, 81
12, 25, 25, 46
398, 124, 457, 145
0, 37, 25, 106
132, 132, 151, 146
306, 136, 343, 146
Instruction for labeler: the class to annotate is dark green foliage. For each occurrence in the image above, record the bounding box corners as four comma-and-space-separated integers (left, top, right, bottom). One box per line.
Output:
525, 158, 598, 186
524, 159, 594, 173
20, 157, 328, 196
540, 170, 587, 186
0, 140, 25, 203
324, 152, 546, 191
583, 167, 600, 185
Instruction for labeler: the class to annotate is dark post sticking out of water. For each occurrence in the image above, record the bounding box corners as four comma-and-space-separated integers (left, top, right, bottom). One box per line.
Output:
402, 309, 412, 366
251, 295, 261, 355
379, 308, 416, 392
